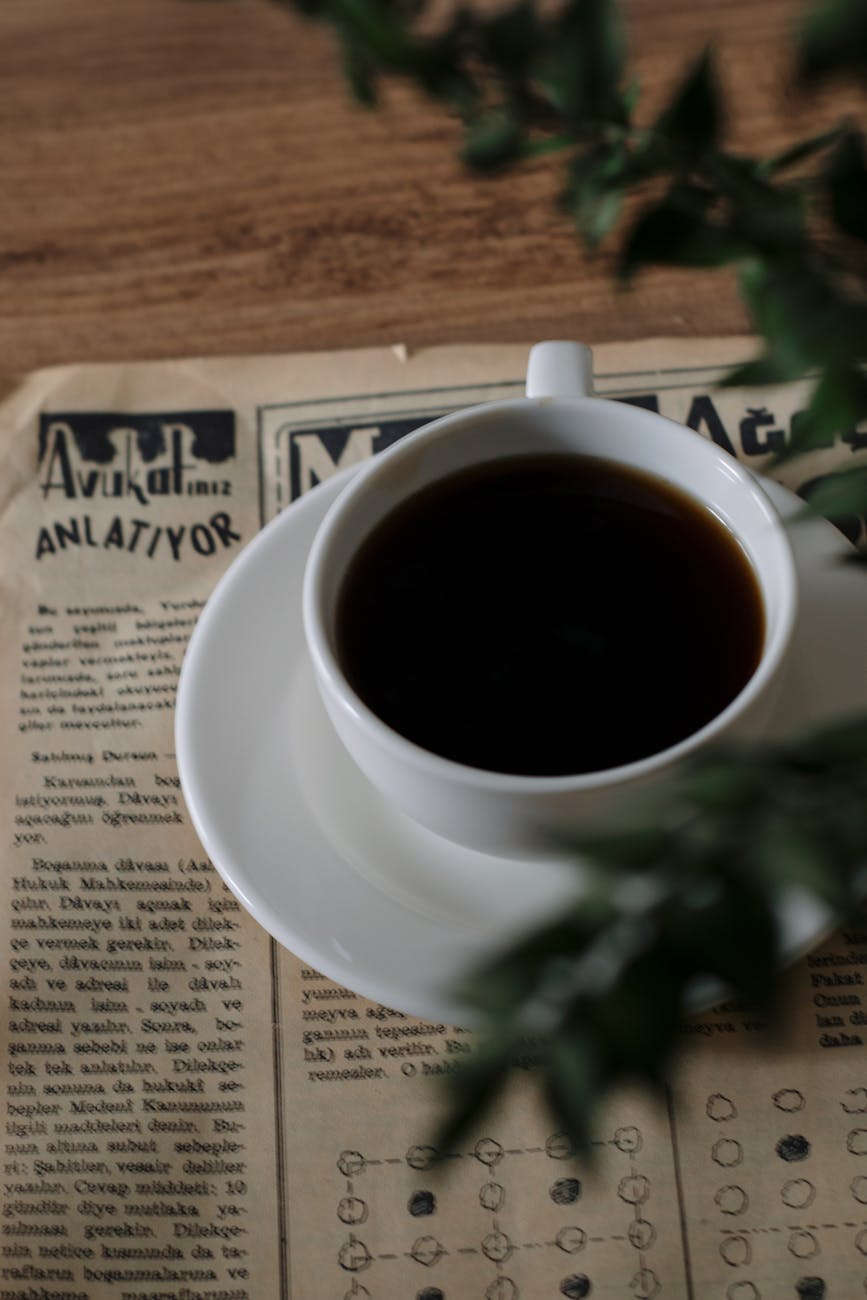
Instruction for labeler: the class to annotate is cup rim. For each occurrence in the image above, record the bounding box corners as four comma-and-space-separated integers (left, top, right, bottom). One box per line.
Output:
302, 394, 799, 795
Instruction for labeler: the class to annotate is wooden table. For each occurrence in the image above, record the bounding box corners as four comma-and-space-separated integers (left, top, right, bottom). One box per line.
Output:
0, 0, 859, 373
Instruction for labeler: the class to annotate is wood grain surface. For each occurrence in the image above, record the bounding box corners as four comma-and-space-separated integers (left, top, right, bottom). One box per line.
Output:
0, 0, 860, 371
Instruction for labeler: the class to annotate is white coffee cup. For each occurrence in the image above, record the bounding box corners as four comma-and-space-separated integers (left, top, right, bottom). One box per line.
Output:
302, 341, 797, 857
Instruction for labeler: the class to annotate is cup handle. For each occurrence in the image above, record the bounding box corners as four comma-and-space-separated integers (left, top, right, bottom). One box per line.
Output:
525, 341, 594, 399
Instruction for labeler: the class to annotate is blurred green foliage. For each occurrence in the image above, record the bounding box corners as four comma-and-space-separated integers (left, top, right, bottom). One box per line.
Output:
274, 0, 867, 496
272, 0, 867, 1146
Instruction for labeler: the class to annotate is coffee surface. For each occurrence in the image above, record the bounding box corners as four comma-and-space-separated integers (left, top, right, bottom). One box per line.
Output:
336, 453, 764, 776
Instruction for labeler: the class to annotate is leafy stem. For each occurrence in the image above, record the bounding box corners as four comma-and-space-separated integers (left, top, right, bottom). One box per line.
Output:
437, 716, 867, 1151
267, 0, 867, 1147
275, 0, 867, 498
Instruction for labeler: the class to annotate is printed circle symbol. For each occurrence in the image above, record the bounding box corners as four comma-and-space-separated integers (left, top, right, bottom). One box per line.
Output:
720, 1235, 751, 1267
482, 1231, 514, 1264
856, 1227, 867, 1256
417, 1290, 444, 1300
560, 1275, 592, 1298
628, 1220, 656, 1251
773, 1089, 805, 1113
410, 1232, 444, 1263
556, 1227, 587, 1254
485, 1279, 518, 1300
630, 1266, 660, 1298
547, 1131, 577, 1161
713, 1139, 743, 1168
843, 1088, 867, 1114
715, 1185, 749, 1216
776, 1135, 811, 1162
726, 1284, 760, 1299
474, 1138, 504, 1168
618, 1175, 650, 1206
781, 1179, 815, 1210
407, 1145, 439, 1171
408, 1190, 437, 1217
338, 1196, 368, 1225
411, 1236, 445, 1267
338, 1237, 373, 1272
707, 1094, 738, 1122
796, 1279, 826, 1299
849, 1130, 867, 1156
338, 1150, 366, 1177
480, 1181, 505, 1212
614, 1126, 642, 1154
789, 1230, 819, 1260
854, 1176, 867, 1204
550, 1178, 582, 1206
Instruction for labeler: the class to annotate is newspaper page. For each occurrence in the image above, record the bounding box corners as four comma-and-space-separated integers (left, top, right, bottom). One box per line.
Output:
1, 338, 866, 1300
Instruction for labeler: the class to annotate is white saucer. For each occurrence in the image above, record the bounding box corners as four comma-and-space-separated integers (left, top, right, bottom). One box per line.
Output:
176, 469, 867, 1024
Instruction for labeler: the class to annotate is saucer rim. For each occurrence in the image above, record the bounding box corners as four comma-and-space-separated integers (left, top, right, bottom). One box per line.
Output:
176, 466, 850, 1022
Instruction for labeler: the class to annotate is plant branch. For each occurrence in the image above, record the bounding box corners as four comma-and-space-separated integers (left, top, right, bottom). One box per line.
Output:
266, 0, 867, 1147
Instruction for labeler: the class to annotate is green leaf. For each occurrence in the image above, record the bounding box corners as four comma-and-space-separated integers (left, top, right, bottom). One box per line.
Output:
786, 364, 867, 458
798, 0, 867, 84
590, 953, 682, 1077
481, 0, 539, 79
750, 813, 851, 913
418, 30, 480, 111
274, 0, 323, 16
620, 187, 746, 279
655, 48, 721, 160
621, 76, 640, 120
799, 465, 867, 521
331, 0, 413, 68
432, 1035, 516, 1158
710, 154, 807, 255
791, 715, 867, 769
341, 37, 379, 105
663, 877, 779, 1012
737, 261, 867, 380
762, 127, 843, 176
562, 146, 629, 247
458, 898, 622, 1019
826, 127, 867, 244
559, 825, 672, 870
546, 0, 626, 125
544, 1030, 599, 1152
679, 754, 764, 810
623, 129, 675, 184
461, 111, 523, 171
582, 186, 623, 246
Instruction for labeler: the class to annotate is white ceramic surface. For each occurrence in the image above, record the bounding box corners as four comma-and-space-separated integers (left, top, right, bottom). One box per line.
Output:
303, 343, 797, 855
176, 469, 867, 1025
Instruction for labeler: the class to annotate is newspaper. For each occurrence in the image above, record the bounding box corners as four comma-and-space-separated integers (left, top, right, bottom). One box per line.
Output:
1, 338, 867, 1300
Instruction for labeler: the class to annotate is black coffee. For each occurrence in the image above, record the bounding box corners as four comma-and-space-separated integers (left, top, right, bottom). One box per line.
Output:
335, 453, 764, 777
